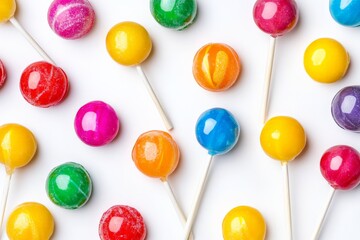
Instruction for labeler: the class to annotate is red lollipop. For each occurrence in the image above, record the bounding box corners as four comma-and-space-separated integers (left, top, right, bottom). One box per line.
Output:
20, 61, 69, 107
253, 0, 299, 123
0, 60, 6, 88
312, 145, 360, 239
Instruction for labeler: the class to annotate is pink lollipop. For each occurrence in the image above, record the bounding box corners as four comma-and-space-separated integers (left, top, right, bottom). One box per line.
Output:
0, 60, 6, 88
312, 145, 360, 239
253, 0, 299, 123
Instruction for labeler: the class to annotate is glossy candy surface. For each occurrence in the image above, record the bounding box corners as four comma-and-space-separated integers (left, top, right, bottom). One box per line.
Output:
193, 43, 241, 92
99, 205, 146, 240
196, 108, 240, 156
20, 61, 69, 107
7, 202, 54, 240
48, 0, 95, 39
330, 0, 360, 27
132, 130, 179, 179
74, 100, 120, 146
150, 0, 197, 30
331, 86, 360, 132
46, 162, 92, 209
0, 123, 37, 174
0, 0, 16, 23
304, 38, 349, 83
253, 0, 299, 37
106, 21, 152, 66
222, 206, 266, 240
260, 116, 306, 162
320, 145, 360, 190
0, 60, 7, 87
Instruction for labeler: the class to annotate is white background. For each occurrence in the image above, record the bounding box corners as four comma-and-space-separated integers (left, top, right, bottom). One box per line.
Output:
0, 0, 360, 239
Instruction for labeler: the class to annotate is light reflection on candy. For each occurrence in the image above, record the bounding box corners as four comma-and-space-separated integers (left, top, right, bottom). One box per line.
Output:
330, 0, 360, 27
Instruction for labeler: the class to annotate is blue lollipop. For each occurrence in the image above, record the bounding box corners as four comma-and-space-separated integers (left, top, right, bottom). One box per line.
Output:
183, 108, 240, 240
330, 0, 360, 27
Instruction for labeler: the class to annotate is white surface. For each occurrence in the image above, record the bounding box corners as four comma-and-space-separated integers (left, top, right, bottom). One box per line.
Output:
0, 0, 360, 240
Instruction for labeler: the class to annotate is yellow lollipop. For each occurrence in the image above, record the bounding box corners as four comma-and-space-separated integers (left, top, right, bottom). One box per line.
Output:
7, 202, 54, 240
0, 0, 16, 23
106, 21, 173, 131
0, 124, 37, 235
222, 206, 266, 240
260, 116, 306, 240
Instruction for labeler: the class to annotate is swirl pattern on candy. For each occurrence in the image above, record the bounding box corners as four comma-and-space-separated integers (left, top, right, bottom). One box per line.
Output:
20, 61, 69, 107
46, 162, 92, 209
0, 0, 16, 23
222, 206, 266, 240
193, 43, 241, 92
0, 60, 6, 87
150, 0, 197, 30
6, 202, 54, 240
331, 86, 360, 132
48, 0, 96, 39
330, 0, 360, 27
99, 205, 147, 240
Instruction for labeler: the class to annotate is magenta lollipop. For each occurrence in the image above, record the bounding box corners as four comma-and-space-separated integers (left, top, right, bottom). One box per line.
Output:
253, 0, 299, 123
0, 60, 6, 88
312, 145, 360, 239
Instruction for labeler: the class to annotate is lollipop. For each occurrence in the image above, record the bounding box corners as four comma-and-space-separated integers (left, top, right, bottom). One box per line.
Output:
312, 145, 360, 240
0, 60, 6, 88
150, 0, 197, 30
260, 116, 306, 240
99, 205, 146, 240
0, 123, 37, 233
329, 0, 360, 27
46, 162, 92, 209
0, 0, 55, 64
222, 206, 266, 240
6, 202, 54, 240
253, 0, 299, 123
304, 38, 349, 83
132, 130, 193, 238
106, 21, 172, 131
192, 43, 241, 92
74, 101, 120, 146
20, 61, 69, 107
48, 0, 96, 39
331, 85, 360, 132
183, 108, 240, 240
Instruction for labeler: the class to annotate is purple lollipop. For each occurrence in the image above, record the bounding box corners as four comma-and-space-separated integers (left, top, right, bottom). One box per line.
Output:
331, 86, 360, 132
74, 100, 120, 146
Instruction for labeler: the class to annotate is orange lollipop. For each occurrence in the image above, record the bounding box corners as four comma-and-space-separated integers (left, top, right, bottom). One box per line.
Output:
132, 130, 192, 238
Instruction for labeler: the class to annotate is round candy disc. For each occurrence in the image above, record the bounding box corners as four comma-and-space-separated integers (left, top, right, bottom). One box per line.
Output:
0, 123, 37, 174
7, 202, 54, 240
99, 205, 147, 240
195, 108, 240, 156
193, 43, 241, 92
106, 21, 152, 66
48, 0, 96, 39
0, 60, 7, 87
46, 162, 92, 209
331, 86, 360, 132
0, 0, 16, 23
150, 0, 197, 30
260, 116, 306, 162
74, 100, 120, 146
330, 0, 360, 27
304, 38, 349, 83
132, 130, 179, 179
320, 145, 360, 190
222, 206, 266, 240
20, 61, 69, 107
253, 0, 299, 37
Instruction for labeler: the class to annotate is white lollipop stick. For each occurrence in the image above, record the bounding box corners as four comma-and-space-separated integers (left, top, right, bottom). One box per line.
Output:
311, 188, 336, 240
260, 37, 277, 124
9, 17, 55, 65
136, 65, 173, 131
0, 173, 12, 236
161, 180, 194, 240
282, 162, 293, 240
183, 155, 214, 240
